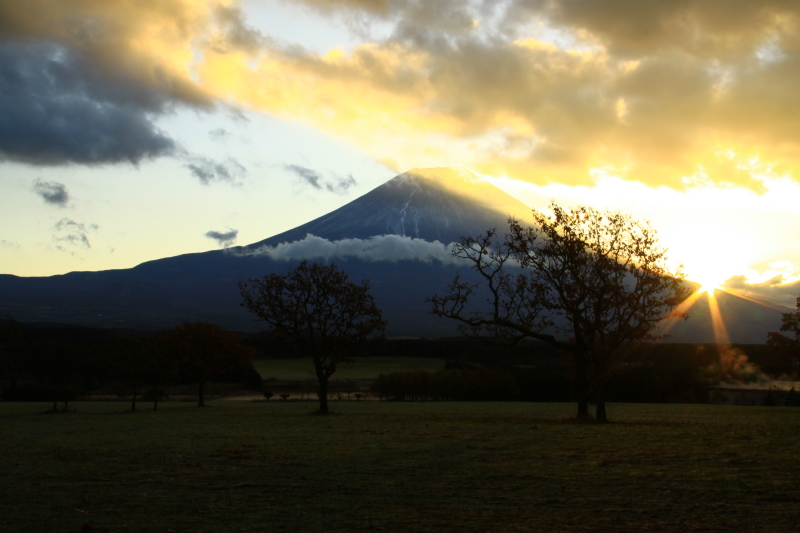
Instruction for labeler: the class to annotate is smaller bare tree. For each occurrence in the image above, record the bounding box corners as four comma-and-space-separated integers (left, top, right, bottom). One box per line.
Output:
240, 261, 385, 414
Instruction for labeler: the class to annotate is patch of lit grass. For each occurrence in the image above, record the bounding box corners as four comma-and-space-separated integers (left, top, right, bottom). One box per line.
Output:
252, 356, 447, 381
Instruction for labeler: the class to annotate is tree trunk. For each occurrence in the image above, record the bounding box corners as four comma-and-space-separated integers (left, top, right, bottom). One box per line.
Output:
153, 388, 159, 412
198, 382, 205, 407
594, 366, 608, 422
574, 352, 590, 419
595, 397, 607, 422
131, 386, 138, 412
51, 382, 60, 412
317, 378, 329, 414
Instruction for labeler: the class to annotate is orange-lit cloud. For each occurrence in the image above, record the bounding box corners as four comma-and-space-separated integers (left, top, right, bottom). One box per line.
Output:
724, 274, 800, 309
509, 0, 797, 58
194, 0, 800, 190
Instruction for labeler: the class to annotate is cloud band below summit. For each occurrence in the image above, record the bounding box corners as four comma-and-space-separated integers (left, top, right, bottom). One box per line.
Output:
239, 234, 463, 264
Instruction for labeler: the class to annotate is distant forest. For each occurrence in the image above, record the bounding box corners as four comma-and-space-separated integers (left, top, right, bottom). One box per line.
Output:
2, 321, 795, 406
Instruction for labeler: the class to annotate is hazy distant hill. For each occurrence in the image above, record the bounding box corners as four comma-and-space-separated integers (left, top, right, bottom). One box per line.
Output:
0, 168, 788, 342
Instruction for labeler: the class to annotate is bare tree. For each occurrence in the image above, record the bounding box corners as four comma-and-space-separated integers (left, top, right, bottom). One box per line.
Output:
429, 203, 690, 421
240, 261, 386, 414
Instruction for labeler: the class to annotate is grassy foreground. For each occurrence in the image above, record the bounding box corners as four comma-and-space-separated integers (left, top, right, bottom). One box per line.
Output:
252, 356, 447, 381
1, 401, 798, 533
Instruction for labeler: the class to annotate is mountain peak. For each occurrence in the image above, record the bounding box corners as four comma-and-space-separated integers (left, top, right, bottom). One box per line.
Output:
385, 166, 529, 222
250, 167, 531, 247
399, 167, 482, 184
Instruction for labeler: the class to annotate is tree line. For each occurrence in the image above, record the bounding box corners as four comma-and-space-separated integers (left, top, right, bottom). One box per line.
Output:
0, 319, 258, 411
367, 342, 798, 404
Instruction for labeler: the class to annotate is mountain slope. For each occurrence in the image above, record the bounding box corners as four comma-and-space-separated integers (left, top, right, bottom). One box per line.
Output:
0, 168, 529, 335
0, 167, 788, 342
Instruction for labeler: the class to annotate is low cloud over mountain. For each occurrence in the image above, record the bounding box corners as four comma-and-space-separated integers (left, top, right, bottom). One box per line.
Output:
241, 233, 462, 264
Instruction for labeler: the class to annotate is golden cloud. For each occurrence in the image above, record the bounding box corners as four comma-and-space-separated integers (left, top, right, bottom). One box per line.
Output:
3, 0, 800, 191
512, 0, 800, 58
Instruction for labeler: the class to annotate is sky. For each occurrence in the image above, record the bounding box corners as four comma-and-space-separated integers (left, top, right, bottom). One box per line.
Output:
1, 0, 800, 308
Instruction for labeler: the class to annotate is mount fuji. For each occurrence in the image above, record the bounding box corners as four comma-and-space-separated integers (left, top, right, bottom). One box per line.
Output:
248, 167, 529, 247
0, 168, 788, 342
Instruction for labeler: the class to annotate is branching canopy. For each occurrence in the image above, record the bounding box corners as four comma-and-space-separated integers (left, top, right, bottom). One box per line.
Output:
429, 203, 691, 420
239, 261, 386, 381
431, 203, 690, 358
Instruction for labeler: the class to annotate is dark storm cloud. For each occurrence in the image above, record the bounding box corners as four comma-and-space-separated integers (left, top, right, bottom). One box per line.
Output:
0, 42, 176, 166
285, 165, 357, 193
53, 218, 98, 250
186, 156, 247, 185
32, 179, 69, 207
205, 228, 239, 248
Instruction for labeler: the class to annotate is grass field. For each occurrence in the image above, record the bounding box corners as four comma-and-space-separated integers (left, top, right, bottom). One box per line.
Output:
1, 401, 799, 532
252, 356, 447, 381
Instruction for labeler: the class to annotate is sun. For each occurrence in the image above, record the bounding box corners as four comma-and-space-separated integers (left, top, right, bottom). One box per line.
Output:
660, 221, 748, 298
693, 272, 726, 296
698, 281, 724, 296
